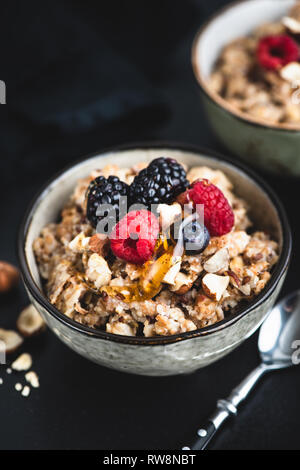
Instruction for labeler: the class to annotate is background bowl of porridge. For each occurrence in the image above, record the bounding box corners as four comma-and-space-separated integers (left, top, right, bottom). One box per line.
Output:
18, 143, 291, 376
192, 0, 300, 176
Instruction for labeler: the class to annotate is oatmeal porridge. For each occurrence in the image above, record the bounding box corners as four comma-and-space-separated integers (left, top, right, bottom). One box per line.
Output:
33, 158, 279, 337
208, 2, 300, 126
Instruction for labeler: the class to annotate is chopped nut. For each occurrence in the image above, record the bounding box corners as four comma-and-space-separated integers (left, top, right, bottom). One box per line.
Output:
230, 255, 244, 275
239, 284, 251, 296
203, 248, 229, 273
0, 261, 19, 293
170, 272, 193, 294
68, 232, 91, 253
86, 254, 112, 289
227, 270, 241, 287
282, 16, 300, 34
125, 263, 143, 281
202, 273, 230, 301
21, 385, 30, 397
6, 368, 12, 374
89, 233, 109, 256
163, 257, 182, 285
157, 203, 182, 231
106, 313, 138, 336
223, 231, 250, 258
0, 328, 23, 354
186, 166, 233, 193
17, 304, 45, 337
15, 383, 22, 392
25, 371, 39, 388
11, 353, 32, 371
280, 62, 300, 83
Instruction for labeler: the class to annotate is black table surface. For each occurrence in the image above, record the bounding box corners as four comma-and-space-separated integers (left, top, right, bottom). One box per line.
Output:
0, 0, 299, 450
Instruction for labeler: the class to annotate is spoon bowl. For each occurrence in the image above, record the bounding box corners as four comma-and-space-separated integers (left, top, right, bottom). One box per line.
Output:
259, 290, 300, 369
184, 290, 300, 450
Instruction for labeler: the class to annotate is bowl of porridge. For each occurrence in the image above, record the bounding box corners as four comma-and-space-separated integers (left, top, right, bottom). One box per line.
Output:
18, 143, 291, 376
192, 0, 300, 175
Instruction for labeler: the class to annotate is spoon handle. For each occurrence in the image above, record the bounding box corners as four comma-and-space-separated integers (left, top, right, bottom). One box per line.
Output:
182, 364, 268, 450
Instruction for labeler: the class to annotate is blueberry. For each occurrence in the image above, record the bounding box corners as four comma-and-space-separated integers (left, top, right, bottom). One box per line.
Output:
181, 219, 210, 255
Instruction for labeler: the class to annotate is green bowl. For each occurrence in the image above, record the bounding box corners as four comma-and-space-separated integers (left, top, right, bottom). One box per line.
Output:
192, 0, 300, 176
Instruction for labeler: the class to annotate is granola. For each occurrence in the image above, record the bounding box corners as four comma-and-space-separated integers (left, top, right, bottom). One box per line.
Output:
33, 162, 279, 337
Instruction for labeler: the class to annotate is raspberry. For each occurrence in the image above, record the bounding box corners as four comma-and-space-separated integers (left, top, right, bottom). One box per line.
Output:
110, 210, 159, 264
257, 35, 299, 70
178, 179, 234, 237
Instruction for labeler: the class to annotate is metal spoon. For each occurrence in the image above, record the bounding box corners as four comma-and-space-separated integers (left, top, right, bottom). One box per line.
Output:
182, 290, 300, 450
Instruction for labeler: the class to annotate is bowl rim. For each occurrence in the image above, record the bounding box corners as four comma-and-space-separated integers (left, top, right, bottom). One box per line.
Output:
18, 141, 292, 346
191, 0, 300, 133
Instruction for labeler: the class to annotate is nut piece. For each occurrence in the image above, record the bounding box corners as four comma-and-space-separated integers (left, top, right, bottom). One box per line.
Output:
89, 233, 109, 256
203, 248, 229, 274
163, 257, 182, 285
21, 385, 30, 397
11, 353, 32, 371
170, 272, 193, 294
86, 254, 112, 289
239, 284, 251, 296
202, 273, 230, 301
282, 16, 300, 34
186, 166, 233, 193
17, 304, 45, 337
0, 328, 23, 354
0, 261, 19, 293
68, 232, 90, 253
25, 371, 39, 388
280, 62, 300, 83
157, 203, 182, 231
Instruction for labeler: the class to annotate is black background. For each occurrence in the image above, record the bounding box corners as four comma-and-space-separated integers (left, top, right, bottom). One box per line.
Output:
0, 0, 299, 450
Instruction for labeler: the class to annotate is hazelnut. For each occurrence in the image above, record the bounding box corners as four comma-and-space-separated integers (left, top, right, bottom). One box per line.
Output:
0, 328, 23, 354
89, 233, 109, 256
203, 248, 229, 274
202, 273, 230, 301
0, 261, 19, 293
170, 272, 193, 294
17, 304, 46, 337
163, 258, 182, 285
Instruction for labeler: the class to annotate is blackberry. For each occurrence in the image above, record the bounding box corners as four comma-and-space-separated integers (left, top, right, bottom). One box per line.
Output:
129, 157, 189, 208
86, 175, 129, 232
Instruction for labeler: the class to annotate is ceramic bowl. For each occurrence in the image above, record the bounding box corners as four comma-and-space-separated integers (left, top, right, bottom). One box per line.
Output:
18, 143, 291, 376
192, 0, 300, 176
